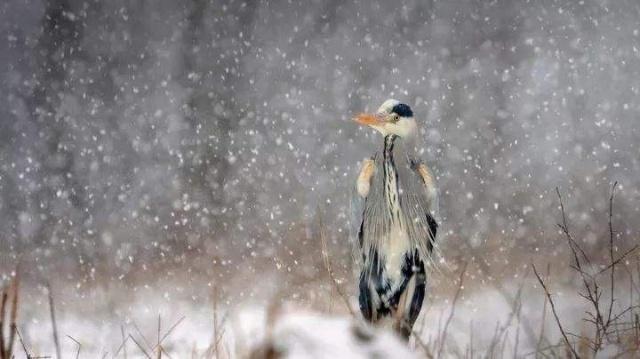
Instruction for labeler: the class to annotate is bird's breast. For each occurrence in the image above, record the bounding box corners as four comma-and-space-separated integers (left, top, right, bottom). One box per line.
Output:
381, 224, 411, 283
380, 156, 414, 282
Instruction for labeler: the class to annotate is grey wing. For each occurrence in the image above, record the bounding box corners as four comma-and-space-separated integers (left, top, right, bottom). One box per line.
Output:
350, 180, 368, 277
350, 155, 377, 271
408, 157, 439, 221
350, 186, 365, 249
399, 155, 439, 257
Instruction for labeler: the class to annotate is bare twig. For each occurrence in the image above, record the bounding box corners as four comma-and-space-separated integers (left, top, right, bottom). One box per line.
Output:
437, 262, 467, 358
556, 188, 591, 265
536, 263, 551, 355
526, 341, 571, 357
532, 264, 580, 358
596, 246, 639, 276
605, 182, 618, 330
317, 208, 356, 317
556, 187, 605, 351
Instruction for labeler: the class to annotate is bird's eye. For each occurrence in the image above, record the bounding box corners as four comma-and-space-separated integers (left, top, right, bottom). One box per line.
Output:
389, 113, 400, 123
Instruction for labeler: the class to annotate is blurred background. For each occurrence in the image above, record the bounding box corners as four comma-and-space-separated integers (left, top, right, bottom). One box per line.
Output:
1, 0, 639, 355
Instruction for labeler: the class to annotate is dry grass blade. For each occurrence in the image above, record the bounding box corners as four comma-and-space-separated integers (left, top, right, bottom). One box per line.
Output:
132, 321, 155, 353
208, 287, 220, 359
317, 208, 356, 317
66, 335, 81, 359
15, 328, 32, 359
162, 316, 186, 344
208, 287, 228, 359
46, 282, 61, 359
152, 316, 186, 351
436, 261, 467, 358
536, 263, 555, 357
532, 264, 580, 359
469, 319, 474, 359
214, 288, 220, 359
486, 268, 529, 357
157, 315, 161, 358
8, 274, 18, 359
121, 325, 128, 359
113, 330, 131, 357
159, 346, 175, 359
0, 273, 19, 359
129, 334, 153, 359
514, 296, 522, 359
0, 287, 7, 359
412, 329, 434, 359
476, 254, 540, 348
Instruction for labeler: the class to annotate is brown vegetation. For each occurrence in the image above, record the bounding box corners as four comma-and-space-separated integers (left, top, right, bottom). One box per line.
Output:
3, 184, 640, 358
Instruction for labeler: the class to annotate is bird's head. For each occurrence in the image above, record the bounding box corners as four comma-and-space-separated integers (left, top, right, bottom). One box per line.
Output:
353, 99, 417, 138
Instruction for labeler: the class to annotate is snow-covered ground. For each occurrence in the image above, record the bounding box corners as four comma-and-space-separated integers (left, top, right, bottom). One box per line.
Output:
17, 279, 601, 358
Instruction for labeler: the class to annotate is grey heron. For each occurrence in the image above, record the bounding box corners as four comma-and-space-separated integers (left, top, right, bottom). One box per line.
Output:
351, 99, 438, 339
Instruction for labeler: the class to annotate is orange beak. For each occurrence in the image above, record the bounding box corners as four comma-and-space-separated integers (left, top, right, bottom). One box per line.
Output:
353, 113, 384, 126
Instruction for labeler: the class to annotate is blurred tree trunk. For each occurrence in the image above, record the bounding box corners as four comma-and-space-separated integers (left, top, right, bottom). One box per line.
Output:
178, 0, 259, 243
27, 0, 88, 269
